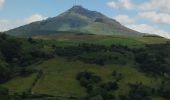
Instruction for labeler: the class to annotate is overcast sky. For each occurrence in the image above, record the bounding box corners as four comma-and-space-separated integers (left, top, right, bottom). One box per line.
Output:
0, 0, 170, 38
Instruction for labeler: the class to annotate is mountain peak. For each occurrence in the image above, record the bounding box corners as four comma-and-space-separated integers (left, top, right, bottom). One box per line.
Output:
68, 5, 91, 13
67, 5, 105, 19
70, 5, 83, 10
7, 6, 142, 37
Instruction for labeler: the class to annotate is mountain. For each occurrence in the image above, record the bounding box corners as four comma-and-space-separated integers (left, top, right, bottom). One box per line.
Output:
6, 5, 143, 37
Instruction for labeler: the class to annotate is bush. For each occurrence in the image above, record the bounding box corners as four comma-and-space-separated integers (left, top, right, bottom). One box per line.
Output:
100, 81, 118, 91
112, 71, 123, 81
120, 83, 152, 100
0, 86, 9, 100
0, 39, 22, 63
77, 71, 102, 88
77, 71, 118, 100
159, 82, 170, 99
0, 62, 10, 83
135, 49, 170, 76
90, 95, 103, 100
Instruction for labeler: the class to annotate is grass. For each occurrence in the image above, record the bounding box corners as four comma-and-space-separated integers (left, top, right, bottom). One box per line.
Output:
3, 57, 162, 99
1, 35, 169, 100
2, 73, 38, 94
93, 36, 144, 48
34, 34, 170, 48
136, 37, 170, 44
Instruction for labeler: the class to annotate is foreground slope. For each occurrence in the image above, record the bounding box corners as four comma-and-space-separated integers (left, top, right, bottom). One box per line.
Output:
6, 6, 142, 37
1, 34, 170, 100
3, 57, 163, 99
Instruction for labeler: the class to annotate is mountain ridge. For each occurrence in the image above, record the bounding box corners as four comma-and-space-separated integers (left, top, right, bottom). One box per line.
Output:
6, 6, 143, 37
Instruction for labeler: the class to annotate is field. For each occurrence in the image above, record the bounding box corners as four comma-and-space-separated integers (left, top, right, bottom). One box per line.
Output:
34, 34, 170, 47
3, 57, 164, 99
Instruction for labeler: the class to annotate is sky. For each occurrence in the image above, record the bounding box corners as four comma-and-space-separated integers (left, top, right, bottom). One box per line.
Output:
0, 0, 170, 38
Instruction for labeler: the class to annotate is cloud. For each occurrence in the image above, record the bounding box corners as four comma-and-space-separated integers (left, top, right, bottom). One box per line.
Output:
127, 24, 170, 38
25, 14, 47, 24
113, 14, 170, 38
107, 0, 170, 13
107, 0, 134, 10
139, 11, 170, 24
0, 0, 5, 9
139, 0, 170, 13
114, 15, 135, 25
0, 19, 8, 23
0, 19, 9, 31
107, 0, 170, 38
0, 14, 47, 32
0, 19, 26, 32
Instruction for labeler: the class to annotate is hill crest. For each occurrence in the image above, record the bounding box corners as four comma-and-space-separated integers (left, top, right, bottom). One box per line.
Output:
6, 6, 143, 37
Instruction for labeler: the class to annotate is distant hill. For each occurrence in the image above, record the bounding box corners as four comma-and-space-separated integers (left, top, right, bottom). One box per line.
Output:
6, 6, 143, 37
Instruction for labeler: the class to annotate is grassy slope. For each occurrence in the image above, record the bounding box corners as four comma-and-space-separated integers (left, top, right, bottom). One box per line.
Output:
3, 57, 163, 98
34, 58, 163, 100
2, 35, 169, 100
34, 34, 170, 48
2, 73, 37, 93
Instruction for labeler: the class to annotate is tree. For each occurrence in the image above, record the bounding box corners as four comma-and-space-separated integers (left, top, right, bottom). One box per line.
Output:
120, 83, 152, 100
0, 86, 9, 100
159, 82, 170, 99
135, 50, 170, 76
0, 62, 10, 83
90, 95, 103, 100
0, 39, 22, 63
100, 81, 118, 91
77, 71, 102, 88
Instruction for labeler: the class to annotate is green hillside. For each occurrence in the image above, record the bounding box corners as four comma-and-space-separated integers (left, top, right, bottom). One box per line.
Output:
0, 33, 170, 100
6, 6, 142, 37
3, 57, 163, 99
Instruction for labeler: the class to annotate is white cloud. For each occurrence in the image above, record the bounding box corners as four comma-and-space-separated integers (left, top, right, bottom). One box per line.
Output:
139, 0, 170, 13
25, 14, 47, 24
107, 0, 170, 38
113, 15, 170, 38
0, 19, 9, 31
0, 0, 5, 9
0, 19, 8, 23
0, 19, 26, 32
0, 14, 47, 32
112, 14, 170, 38
107, 0, 170, 13
139, 11, 170, 24
127, 24, 170, 38
107, 1, 116, 9
114, 15, 135, 25
107, 0, 134, 10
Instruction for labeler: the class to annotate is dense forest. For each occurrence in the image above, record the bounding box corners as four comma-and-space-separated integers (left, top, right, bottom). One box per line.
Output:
0, 33, 170, 100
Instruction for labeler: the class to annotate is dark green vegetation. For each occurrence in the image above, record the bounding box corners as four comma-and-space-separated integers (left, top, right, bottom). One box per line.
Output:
0, 33, 170, 100
76, 71, 118, 100
6, 6, 142, 37
0, 33, 53, 82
